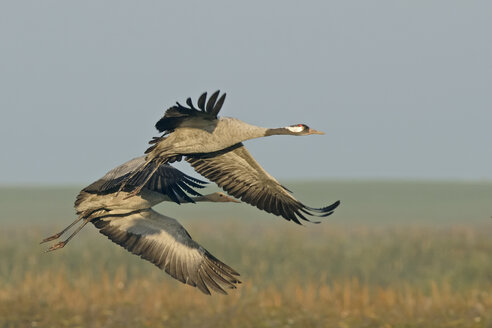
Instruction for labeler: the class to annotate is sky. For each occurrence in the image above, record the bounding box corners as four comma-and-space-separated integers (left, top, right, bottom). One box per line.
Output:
0, 1, 491, 185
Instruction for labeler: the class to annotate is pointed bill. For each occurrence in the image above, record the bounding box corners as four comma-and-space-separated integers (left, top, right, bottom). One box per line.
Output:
308, 128, 325, 135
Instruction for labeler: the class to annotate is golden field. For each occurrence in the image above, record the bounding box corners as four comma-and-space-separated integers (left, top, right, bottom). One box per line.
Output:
0, 181, 491, 327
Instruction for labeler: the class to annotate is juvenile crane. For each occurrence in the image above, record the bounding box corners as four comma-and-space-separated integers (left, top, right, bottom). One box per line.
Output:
42, 156, 241, 295
120, 91, 341, 224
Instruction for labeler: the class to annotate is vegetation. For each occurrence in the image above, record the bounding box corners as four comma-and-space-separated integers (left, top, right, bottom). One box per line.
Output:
1, 183, 491, 327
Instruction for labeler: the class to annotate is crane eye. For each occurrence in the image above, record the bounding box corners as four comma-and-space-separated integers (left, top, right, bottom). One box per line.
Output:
298, 124, 303, 127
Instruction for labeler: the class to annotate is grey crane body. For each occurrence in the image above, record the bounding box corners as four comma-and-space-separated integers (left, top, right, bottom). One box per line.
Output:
75, 190, 169, 216
146, 117, 270, 162
73, 156, 203, 216
76, 187, 238, 217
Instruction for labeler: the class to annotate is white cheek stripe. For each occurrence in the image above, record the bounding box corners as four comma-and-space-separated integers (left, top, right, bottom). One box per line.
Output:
286, 126, 304, 133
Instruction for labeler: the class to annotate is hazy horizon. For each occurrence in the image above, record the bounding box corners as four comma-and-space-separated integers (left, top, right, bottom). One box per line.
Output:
2, 176, 492, 188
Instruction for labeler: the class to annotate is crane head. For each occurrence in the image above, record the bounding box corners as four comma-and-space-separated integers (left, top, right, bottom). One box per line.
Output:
286, 124, 325, 135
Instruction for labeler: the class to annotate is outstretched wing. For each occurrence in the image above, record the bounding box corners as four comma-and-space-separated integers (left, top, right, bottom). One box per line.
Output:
80, 156, 207, 204
186, 144, 340, 225
154, 91, 226, 133
92, 209, 241, 295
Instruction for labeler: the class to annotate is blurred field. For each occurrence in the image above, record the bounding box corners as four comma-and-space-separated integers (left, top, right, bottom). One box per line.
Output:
1, 181, 491, 327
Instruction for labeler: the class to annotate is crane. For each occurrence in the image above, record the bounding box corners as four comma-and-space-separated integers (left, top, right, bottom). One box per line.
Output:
42, 156, 241, 295
120, 91, 340, 224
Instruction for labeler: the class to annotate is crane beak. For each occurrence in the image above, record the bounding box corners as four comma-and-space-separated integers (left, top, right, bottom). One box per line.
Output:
308, 128, 325, 135
227, 196, 241, 203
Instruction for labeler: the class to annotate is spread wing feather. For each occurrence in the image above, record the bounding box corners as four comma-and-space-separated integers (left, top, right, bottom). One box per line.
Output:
155, 91, 226, 133
78, 156, 207, 206
186, 144, 340, 224
92, 209, 240, 295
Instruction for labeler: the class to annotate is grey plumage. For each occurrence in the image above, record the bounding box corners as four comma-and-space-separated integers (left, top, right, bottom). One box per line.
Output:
187, 143, 340, 224
42, 91, 340, 294
155, 90, 227, 133
81, 156, 205, 204
42, 156, 241, 295
122, 91, 340, 223
93, 209, 240, 295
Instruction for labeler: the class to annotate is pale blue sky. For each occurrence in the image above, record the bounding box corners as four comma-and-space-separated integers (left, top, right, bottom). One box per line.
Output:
1, 1, 491, 184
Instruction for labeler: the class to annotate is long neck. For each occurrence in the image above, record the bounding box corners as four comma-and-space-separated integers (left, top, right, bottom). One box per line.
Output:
191, 195, 209, 202
223, 120, 294, 138
220, 117, 269, 142
264, 127, 293, 136
179, 195, 209, 204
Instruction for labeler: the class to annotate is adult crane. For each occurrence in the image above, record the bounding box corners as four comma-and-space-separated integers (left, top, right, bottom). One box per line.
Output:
42, 156, 241, 295
120, 91, 340, 225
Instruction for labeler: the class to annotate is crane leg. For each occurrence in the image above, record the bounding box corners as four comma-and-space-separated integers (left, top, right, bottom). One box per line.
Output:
45, 218, 92, 252
40, 216, 84, 243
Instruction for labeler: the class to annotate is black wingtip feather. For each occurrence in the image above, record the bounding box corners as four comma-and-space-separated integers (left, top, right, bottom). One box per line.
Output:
211, 93, 226, 117
181, 173, 208, 186
292, 200, 340, 223
167, 189, 181, 204
154, 91, 225, 134
177, 181, 202, 197
206, 90, 220, 113
186, 98, 195, 109
197, 92, 207, 111
306, 200, 341, 215
172, 182, 195, 203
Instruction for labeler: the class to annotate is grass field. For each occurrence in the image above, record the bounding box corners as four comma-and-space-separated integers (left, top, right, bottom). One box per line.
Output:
1, 181, 491, 327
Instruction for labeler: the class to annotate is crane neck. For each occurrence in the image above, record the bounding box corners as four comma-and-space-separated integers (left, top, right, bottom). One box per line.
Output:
190, 195, 209, 202
178, 195, 209, 204
264, 127, 293, 136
